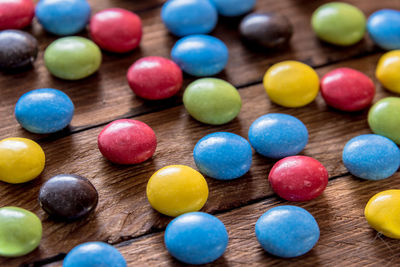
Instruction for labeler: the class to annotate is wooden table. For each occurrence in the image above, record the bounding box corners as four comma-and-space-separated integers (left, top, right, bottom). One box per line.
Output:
2, 0, 400, 266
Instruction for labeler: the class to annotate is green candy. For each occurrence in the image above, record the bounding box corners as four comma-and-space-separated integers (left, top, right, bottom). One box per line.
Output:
368, 97, 400, 144
44, 36, 102, 80
311, 2, 366, 46
183, 78, 242, 125
0, 207, 42, 257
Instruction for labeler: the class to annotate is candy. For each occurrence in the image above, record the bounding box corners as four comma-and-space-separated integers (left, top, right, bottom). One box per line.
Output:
0, 30, 38, 70
193, 132, 252, 180
255, 205, 319, 258
239, 12, 293, 49
127, 56, 182, 100
35, 0, 91, 36
321, 67, 375, 111
248, 113, 308, 159
367, 9, 400, 50
268, 156, 328, 202
39, 174, 98, 220
368, 97, 400, 144
376, 50, 400, 94
90, 8, 142, 53
164, 212, 228, 264
365, 190, 400, 239
161, 0, 217, 37
311, 2, 366, 46
171, 34, 228, 76
0, 0, 35, 30
263, 61, 319, 108
210, 0, 255, 17
0, 207, 42, 257
183, 78, 241, 125
63, 242, 126, 267
15, 88, 74, 134
0, 138, 45, 184
98, 119, 157, 165
146, 165, 208, 217
44, 37, 102, 80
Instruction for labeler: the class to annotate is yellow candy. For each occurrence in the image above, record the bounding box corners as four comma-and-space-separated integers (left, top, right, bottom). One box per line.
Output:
0, 138, 45, 184
376, 50, 400, 94
146, 165, 208, 217
263, 61, 320, 108
364, 189, 400, 239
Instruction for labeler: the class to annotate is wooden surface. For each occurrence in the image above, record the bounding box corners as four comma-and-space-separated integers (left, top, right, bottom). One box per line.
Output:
1, 0, 400, 266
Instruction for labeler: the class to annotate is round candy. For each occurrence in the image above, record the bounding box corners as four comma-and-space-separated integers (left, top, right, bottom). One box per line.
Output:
161, 0, 217, 37
367, 9, 400, 50
248, 113, 308, 159
210, 0, 255, 17
368, 97, 400, 144
35, 0, 91, 36
311, 2, 366, 46
365, 190, 400, 239
90, 8, 142, 53
263, 61, 319, 108
268, 156, 328, 202
255, 205, 319, 258
342, 134, 400, 181
0, 30, 38, 70
127, 56, 182, 100
193, 132, 252, 180
171, 34, 228, 77
44, 37, 102, 80
15, 88, 74, 134
39, 174, 98, 220
239, 12, 293, 49
98, 119, 157, 165
376, 50, 400, 94
165, 212, 228, 264
183, 78, 241, 125
146, 165, 208, 217
63, 242, 126, 267
0, 0, 35, 30
0, 207, 42, 257
321, 67, 375, 111
0, 138, 45, 184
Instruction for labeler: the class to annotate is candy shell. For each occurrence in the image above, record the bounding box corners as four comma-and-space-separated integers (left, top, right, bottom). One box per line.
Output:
367, 9, 400, 50
210, 0, 256, 17
0, 0, 35, 30
376, 50, 400, 94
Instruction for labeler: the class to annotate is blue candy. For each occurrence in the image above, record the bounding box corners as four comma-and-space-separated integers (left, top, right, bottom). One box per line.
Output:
248, 113, 308, 158
255, 205, 320, 258
171, 34, 229, 76
193, 132, 252, 180
367, 9, 400, 50
210, 0, 256, 17
63, 242, 126, 267
342, 134, 400, 180
165, 212, 228, 265
15, 88, 74, 134
161, 0, 218, 37
36, 0, 91, 36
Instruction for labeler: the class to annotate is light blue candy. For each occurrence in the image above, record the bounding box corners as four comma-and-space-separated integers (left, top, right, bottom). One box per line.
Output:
161, 0, 218, 37
255, 205, 320, 258
367, 9, 400, 50
193, 132, 252, 180
63, 242, 126, 267
248, 113, 308, 158
171, 34, 229, 76
210, 0, 256, 17
15, 88, 74, 134
342, 134, 400, 180
36, 0, 91, 36
165, 212, 228, 265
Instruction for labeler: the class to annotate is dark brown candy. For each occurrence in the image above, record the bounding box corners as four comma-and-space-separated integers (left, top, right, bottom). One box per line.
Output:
239, 12, 293, 49
39, 174, 98, 220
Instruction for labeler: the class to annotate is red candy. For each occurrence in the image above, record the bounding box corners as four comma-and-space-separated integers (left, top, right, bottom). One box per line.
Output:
268, 156, 328, 202
0, 0, 35, 30
321, 67, 375, 111
98, 119, 157, 164
90, 8, 142, 53
127, 56, 183, 100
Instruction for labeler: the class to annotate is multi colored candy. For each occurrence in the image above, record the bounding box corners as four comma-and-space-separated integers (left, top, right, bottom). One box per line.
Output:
210, 0, 256, 17
367, 9, 400, 50
376, 50, 400, 94
0, 0, 35, 30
